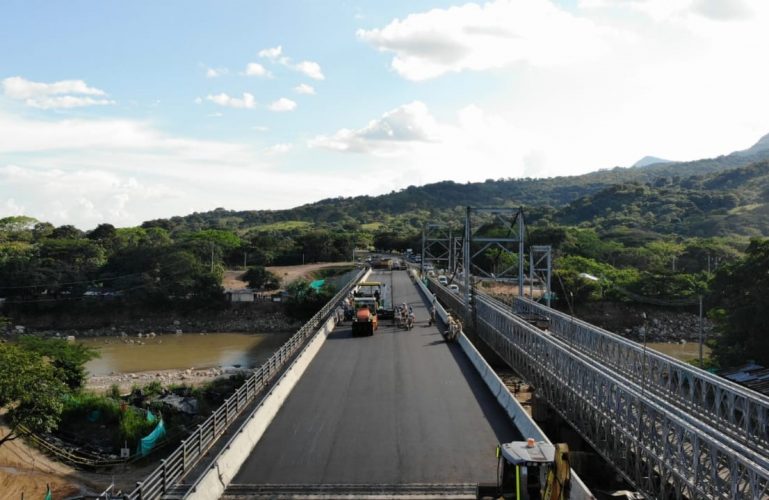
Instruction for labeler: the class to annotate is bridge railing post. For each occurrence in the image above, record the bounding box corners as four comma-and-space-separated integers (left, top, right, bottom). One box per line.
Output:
160, 458, 167, 493
197, 424, 203, 457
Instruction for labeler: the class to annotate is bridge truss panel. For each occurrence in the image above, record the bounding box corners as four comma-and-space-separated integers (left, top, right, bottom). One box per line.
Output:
510, 295, 769, 458
471, 296, 769, 500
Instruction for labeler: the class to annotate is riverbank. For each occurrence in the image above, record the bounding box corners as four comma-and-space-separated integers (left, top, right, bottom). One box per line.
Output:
3, 302, 303, 339
86, 365, 254, 393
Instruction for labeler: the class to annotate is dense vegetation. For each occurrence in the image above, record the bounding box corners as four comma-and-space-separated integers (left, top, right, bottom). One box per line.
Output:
0, 338, 97, 447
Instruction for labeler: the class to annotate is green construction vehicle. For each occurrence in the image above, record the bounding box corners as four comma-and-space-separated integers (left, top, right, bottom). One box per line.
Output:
497, 440, 570, 500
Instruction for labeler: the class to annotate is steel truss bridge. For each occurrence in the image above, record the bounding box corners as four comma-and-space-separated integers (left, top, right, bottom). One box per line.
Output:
429, 278, 769, 499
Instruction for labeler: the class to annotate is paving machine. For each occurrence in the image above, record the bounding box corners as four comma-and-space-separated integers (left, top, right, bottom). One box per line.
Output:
354, 281, 395, 320
351, 296, 378, 336
496, 439, 570, 500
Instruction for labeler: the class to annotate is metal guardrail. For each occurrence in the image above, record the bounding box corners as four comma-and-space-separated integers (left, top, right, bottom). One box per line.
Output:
125, 267, 366, 500
508, 295, 769, 456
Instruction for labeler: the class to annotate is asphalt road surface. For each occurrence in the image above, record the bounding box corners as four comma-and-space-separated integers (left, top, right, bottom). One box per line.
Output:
232, 269, 519, 487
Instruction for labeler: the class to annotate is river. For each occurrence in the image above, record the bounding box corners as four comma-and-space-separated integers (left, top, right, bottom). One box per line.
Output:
82, 332, 293, 376
77, 335, 708, 377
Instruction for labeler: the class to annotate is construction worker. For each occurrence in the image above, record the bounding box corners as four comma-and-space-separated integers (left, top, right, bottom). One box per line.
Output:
428, 298, 437, 326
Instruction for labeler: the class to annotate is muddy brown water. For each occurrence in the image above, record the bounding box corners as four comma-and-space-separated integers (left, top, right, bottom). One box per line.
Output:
81, 332, 293, 376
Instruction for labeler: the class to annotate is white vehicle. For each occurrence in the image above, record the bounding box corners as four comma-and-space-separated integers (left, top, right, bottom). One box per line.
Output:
438, 275, 448, 286
448, 284, 460, 294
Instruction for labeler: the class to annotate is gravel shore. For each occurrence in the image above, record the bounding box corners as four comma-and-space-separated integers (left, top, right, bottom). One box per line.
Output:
86, 365, 253, 393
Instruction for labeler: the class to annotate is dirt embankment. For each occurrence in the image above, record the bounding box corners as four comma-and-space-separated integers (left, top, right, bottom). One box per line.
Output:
225, 262, 354, 291
0, 422, 95, 499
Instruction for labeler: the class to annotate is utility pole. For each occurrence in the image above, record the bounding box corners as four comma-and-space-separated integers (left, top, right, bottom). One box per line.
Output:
210, 243, 214, 273
699, 295, 704, 368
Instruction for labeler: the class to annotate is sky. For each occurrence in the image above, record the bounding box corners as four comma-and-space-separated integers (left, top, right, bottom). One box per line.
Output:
2, 0, 769, 229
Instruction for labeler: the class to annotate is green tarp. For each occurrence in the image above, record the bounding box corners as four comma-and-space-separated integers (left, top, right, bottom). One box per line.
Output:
146, 409, 157, 424
136, 419, 166, 457
309, 279, 325, 290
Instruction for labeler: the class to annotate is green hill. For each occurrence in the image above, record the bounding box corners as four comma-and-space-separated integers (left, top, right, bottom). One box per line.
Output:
142, 135, 769, 240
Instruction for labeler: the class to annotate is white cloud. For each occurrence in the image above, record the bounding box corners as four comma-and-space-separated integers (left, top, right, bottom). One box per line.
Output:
2, 76, 115, 109
194, 97, 203, 104
257, 46, 325, 80
310, 101, 547, 190
265, 143, 292, 154
258, 46, 283, 60
309, 101, 439, 153
205, 67, 228, 78
294, 61, 325, 80
579, 0, 753, 21
268, 97, 297, 112
357, 0, 612, 81
0, 109, 378, 228
294, 83, 316, 95
245, 62, 271, 77
206, 92, 256, 109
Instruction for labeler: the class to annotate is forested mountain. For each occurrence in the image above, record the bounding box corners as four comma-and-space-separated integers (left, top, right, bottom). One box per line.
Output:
143, 134, 769, 241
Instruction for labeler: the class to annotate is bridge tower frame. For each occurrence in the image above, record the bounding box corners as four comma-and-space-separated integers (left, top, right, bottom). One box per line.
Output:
529, 245, 552, 307
462, 206, 525, 318
421, 223, 451, 275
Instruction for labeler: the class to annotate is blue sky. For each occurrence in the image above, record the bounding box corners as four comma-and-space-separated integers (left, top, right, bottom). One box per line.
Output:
2, 0, 769, 228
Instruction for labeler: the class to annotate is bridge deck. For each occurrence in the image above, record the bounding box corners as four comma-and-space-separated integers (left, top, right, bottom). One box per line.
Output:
232, 269, 519, 486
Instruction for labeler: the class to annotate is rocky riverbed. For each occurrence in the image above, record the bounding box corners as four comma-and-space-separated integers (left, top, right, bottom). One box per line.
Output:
86, 365, 254, 393
570, 301, 715, 343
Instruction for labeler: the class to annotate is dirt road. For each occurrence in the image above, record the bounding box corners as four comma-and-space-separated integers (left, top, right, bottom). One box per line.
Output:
0, 422, 90, 499
224, 262, 354, 290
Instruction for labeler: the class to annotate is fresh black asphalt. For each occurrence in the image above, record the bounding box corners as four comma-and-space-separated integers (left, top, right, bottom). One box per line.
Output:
231, 269, 519, 486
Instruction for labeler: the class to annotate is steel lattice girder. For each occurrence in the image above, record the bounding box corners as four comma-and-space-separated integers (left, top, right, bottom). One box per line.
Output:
470, 297, 769, 500
422, 223, 451, 268
464, 207, 525, 281
510, 295, 769, 459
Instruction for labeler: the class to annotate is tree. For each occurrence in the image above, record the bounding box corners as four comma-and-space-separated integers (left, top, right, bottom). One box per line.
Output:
0, 344, 66, 447
87, 223, 117, 243
243, 266, 280, 290
18, 336, 99, 391
0, 216, 38, 242
51, 225, 84, 240
709, 239, 769, 367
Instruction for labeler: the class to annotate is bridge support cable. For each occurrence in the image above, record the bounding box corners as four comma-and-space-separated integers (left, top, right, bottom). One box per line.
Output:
507, 294, 769, 458
470, 295, 769, 499
125, 267, 367, 500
